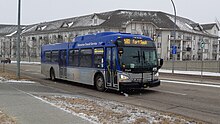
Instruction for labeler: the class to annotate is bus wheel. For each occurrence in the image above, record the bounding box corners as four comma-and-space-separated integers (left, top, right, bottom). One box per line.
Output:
95, 75, 105, 92
50, 69, 56, 81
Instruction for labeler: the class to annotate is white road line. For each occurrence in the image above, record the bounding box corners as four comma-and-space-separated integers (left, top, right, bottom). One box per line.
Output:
162, 80, 220, 88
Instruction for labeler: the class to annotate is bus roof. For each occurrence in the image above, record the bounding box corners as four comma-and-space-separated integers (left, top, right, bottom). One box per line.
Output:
41, 32, 154, 51
71, 32, 154, 49
74, 32, 153, 43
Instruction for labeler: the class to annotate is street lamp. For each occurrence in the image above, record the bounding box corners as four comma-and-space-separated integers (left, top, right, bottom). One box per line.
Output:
170, 0, 177, 74
17, 0, 21, 79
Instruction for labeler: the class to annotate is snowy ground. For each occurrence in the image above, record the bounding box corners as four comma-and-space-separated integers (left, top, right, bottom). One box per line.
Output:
0, 75, 205, 124
11, 61, 40, 65
159, 69, 220, 77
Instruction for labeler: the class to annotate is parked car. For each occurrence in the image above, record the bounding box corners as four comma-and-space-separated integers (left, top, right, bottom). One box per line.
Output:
1, 58, 11, 64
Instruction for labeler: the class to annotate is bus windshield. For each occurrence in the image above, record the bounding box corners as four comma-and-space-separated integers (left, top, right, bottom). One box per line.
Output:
118, 47, 158, 72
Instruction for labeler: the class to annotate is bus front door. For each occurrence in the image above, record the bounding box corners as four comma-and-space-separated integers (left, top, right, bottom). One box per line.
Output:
106, 47, 119, 90
59, 50, 67, 78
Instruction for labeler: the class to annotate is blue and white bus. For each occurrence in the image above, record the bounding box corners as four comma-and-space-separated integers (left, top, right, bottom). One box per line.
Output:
41, 32, 163, 91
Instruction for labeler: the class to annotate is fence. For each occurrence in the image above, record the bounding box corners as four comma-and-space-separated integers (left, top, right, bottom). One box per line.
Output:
162, 61, 220, 73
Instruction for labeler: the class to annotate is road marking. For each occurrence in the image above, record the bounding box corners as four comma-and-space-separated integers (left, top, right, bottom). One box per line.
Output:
162, 80, 220, 88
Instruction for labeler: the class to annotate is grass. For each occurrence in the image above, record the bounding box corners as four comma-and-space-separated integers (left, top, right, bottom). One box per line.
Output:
0, 110, 16, 124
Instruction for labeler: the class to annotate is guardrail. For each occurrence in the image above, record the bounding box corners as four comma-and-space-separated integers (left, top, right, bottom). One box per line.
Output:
162, 60, 220, 73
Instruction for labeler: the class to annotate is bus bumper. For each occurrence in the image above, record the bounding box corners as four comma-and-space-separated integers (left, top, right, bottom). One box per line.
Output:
119, 79, 160, 90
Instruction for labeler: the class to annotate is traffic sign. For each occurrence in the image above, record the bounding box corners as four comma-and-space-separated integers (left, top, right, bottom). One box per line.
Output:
172, 45, 177, 54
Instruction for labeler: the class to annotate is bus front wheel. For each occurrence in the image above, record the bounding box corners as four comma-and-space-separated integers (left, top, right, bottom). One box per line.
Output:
95, 75, 105, 92
50, 69, 56, 81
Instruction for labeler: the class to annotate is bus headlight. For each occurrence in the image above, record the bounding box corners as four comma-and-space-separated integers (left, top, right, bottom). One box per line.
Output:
120, 74, 129, 80
153, 67, 157, 72
154, 72, 159, 77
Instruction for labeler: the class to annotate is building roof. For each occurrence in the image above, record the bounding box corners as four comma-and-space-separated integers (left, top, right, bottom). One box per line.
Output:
201, 23, 220, 31
1, 10, 218, 38
0, 25, 17, 36
21, 10, 206, 35
0, 24, 27, 37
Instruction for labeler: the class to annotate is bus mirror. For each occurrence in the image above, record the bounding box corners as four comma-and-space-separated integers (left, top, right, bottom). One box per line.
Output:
118, 48, 124, 55
158, 59, 163, 69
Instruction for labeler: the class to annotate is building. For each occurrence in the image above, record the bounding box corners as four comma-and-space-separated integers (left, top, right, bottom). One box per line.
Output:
0, 10, 219, 61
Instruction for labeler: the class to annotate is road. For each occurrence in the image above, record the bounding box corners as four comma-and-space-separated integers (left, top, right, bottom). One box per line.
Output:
1, 63, 220, 124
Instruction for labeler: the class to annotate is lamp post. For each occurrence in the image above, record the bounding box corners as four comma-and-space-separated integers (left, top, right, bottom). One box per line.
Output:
17, 0, 21, 79
170, 0, 177, 74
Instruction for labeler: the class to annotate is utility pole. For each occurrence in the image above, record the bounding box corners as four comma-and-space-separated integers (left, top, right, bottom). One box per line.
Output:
171, 0, 177, 74
200, 39, 205, 82
17, 0, 21, 79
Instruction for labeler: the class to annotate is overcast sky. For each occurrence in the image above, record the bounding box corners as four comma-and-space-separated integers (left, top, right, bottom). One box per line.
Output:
0, 0, 219, 25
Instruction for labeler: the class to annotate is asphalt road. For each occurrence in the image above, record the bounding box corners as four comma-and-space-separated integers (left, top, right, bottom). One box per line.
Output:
1, 63, 220, 124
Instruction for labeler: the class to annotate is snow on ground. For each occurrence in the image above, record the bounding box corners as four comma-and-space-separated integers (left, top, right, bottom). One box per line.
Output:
11, 61, 40, 65
159, 69, 220, 77
0, 76, 35, 84
36, 95, 203, 124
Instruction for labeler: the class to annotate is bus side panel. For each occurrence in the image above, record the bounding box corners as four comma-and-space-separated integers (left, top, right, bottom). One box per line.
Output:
41, 63, 59, 79
67, 67, 104, 86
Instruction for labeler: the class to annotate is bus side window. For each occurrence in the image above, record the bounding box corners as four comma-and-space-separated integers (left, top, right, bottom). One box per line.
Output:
68, 49, 74, 66
73, 49, 79, 67
51, 51, 59, 63
94, 48, 104, 68
79, 49, 92, 67
45, 51, 51, 62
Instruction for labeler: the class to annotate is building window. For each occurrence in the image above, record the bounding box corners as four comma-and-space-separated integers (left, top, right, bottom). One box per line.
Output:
157, 42, 161, 48
94, 19, 98, 25
131, 23, 136, 30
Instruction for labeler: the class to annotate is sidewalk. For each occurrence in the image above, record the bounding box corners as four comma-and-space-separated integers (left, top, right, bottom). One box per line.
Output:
0, 82, 92, 124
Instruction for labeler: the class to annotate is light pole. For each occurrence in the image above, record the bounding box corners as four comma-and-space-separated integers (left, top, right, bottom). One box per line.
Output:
170, 0, 177, 74
17, 0, 21, 79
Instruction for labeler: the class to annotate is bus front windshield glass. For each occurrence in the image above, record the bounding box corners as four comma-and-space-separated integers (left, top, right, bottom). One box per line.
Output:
119, 47, 158, 72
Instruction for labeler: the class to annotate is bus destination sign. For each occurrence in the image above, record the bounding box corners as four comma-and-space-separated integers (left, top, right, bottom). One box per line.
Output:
123, 39, 148, 46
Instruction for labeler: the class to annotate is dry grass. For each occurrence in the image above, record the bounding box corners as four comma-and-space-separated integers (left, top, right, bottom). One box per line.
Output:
0, 70, 29, 81
41, 96, 206, 124
0, 110, 16, 124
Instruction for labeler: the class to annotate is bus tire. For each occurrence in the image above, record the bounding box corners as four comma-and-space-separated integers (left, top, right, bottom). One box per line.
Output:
50, 68, 56, 81
95, 74, 105, 92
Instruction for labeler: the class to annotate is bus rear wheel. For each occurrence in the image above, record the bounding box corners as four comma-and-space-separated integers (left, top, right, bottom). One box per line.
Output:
95, 75, 105, 92
50, 69, 56, 81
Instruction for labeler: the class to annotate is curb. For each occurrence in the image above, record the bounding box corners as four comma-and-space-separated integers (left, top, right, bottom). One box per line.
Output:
160, 77, 220, 86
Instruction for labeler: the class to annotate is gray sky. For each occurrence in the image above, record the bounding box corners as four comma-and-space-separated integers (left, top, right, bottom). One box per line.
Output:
0, 0, 219, 25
